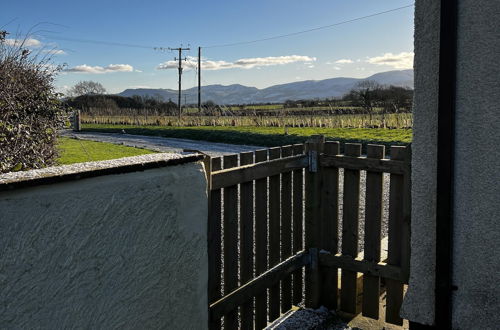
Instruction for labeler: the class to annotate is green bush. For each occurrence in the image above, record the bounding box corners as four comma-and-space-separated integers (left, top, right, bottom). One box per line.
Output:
0, 32, 66, 173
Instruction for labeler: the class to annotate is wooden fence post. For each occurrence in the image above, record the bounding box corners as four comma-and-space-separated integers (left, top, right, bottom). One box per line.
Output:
385, 146, 406, 325
304, 135, 325, 308
74, 109, 81, 131
292, 144, 305, 306
239, 151, 255, 330
362, 144, 385, 319
340, 143, 362, 314
223, 154, 239, 329
208, 157, 222, 330
254, 149, 269, 329
320, 141, 340, 309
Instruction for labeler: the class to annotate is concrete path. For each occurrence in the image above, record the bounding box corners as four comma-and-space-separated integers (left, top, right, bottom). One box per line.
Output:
60, 131, 263, 157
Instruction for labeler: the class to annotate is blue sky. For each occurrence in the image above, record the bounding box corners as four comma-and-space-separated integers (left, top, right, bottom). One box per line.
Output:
1, 0, 414, 94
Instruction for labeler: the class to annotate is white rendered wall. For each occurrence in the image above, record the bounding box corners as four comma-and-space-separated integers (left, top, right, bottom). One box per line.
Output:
0, 158, 208, 329
402, 1, 500, 327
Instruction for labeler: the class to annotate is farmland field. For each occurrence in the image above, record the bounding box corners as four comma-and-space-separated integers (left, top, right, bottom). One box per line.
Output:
81, 113, 413, 129
82, 124, 412, 150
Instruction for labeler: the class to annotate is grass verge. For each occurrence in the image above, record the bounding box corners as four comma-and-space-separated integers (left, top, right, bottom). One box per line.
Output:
82, 124, 412, 150
57, 136, 156, 165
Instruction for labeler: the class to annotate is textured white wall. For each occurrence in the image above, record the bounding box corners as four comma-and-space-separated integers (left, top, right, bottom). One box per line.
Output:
400, 0, 440, 325
452, 2, 500, 328
402, 0, 500, 326
0, 161, 208, 329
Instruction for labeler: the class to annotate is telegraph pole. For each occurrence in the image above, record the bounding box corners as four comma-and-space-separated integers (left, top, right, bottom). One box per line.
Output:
170, 47, 190, 119
198, 46, 201, 112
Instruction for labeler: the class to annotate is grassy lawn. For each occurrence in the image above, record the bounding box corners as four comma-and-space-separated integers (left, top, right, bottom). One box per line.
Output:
57, 137, 156, 165
82, 124, 412, 150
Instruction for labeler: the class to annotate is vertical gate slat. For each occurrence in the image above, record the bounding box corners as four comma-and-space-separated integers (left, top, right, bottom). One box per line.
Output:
385, 146, 406, 325
340, 143, 361, 314
254, 149, 268, 329
223, 154, 239, 329
240, 151, 255, 329
292, 144, 304, 306
321, 141, 340, 309
268, 147, 281, 321
280, 145, 293, 313
401, 146, 412, 283
208, 157, 222, 330
305, 136, 325, 308
362, 145, 385, 319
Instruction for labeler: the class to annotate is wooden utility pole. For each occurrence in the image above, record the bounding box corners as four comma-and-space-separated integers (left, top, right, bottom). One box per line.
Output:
198, 46, 201, 112
170, 47, 190, 119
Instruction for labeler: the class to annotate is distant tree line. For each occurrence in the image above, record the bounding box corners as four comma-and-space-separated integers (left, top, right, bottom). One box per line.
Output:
65, 80, 412, 118
282, 82, 413, 113
342, 81, 413, 114
64, 81, 178, 115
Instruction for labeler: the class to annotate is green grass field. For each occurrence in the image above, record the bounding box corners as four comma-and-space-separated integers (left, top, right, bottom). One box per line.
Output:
82, 124, 412, 151
57, 137, 156, 165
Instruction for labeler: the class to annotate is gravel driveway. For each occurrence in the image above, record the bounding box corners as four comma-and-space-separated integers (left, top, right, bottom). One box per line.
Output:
61, 130, 262, 157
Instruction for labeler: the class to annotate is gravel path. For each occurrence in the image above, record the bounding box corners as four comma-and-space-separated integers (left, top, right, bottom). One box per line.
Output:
61, 130, 262, 157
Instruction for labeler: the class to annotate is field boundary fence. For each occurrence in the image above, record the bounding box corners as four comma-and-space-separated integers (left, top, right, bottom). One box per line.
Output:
206, 136, 411, 329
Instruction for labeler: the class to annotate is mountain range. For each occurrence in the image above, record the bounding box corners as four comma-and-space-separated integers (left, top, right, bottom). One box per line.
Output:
118, 69, 413, 105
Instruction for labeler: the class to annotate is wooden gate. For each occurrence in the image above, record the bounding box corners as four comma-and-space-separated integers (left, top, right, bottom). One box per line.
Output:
206, 136, 411, 329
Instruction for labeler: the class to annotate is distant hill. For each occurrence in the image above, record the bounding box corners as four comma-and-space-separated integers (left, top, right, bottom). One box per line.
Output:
118, 69, 413, 105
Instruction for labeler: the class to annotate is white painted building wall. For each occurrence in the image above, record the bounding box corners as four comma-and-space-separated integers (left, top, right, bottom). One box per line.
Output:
401, 1, 500, 327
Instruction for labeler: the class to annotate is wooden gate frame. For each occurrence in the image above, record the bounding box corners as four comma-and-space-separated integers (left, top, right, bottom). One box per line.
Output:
206, 136, 411, 329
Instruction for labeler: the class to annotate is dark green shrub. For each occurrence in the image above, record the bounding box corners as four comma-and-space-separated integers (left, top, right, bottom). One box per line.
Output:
0, 32, 66, 173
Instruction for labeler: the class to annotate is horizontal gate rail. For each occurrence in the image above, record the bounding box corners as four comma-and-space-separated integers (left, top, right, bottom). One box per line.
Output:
320, 154, 408, 174
211, 154, 307, 189
319, 252, 405, 283
209, 250, 310, 321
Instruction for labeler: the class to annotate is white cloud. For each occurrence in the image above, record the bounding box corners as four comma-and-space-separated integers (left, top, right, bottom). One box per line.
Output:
65, 64, 134, 74
157, 55, 316, 71
335, 59, 353, 64
4, 38, 42, 48
366, 52, 414, 69
333, 66, 341, 71
42, 49, 66, 55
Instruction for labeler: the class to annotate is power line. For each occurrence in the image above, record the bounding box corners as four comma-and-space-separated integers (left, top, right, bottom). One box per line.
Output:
202, 3, 414, 48
40, 34, 166, 50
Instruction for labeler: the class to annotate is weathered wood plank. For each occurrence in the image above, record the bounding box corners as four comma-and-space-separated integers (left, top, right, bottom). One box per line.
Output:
268, 147, 281, 321
362, 145, 385, 319
340, 143, 361, 314
385, 146, 405, 325
208, 157, 222, 330
254, 149, 268, 329
223, 154, 239, 329
281, 145, 293, 313
210, 251, 309, 321
292, 144, 305, 306
304, 135, 325, 308
212, 154, 307, 189
318, 253, 403, 282
401, 146, 412, 283
320, 154, 407, 174
321, 141, 340, 310
239, 151, 254, 329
